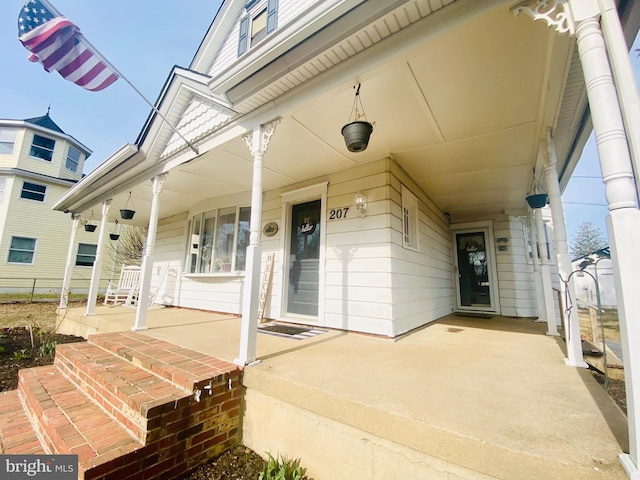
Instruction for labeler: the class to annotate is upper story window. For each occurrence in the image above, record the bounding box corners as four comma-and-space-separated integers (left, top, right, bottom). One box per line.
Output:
66, 146, 82, 173
7, 236, 37, 264
185, 206, 251, 274
0, 128, 17, 154
238, 0, 278, 56
30, 134, 56, 161
75, 243, 97, 267
402, 185, 419, 251
21, 181, 46, 202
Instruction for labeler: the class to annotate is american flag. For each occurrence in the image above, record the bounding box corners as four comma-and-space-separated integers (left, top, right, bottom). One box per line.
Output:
17, 0, 119, 92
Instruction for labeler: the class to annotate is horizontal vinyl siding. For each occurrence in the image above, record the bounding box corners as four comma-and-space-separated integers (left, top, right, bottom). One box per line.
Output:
208, 0, 318, 76
494, 217, 536, 317
388, 160, 455, 336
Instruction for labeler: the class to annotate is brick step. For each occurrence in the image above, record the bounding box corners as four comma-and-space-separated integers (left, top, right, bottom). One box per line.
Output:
18, 366, 145, 479
88, 332, 239, 394
55, 341, 188, 443
0, 390, 46, 454
3, 332, 242, 480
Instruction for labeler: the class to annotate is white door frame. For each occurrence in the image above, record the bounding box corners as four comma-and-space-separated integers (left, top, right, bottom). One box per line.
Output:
278, 182, 328, 323
450, 221, 500, 313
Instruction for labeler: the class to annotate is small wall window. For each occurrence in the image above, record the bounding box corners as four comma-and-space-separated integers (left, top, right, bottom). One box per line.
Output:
66, 146, 81, 172
185, 206, 251, 273
21, 181, 46, 202
75, 243, 97, 267
8, 236, 36, 264
402, 185, 419, 251
0, 128, 16, 154
30, 134, 56, 161
238, 0, 278, 56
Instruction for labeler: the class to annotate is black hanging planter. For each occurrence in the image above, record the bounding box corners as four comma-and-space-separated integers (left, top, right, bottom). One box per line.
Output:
341, 121, 373, 153
109, 233, 120, 240
341, 83, 374, 153
120, 209, 135, 220
120, 192, 136, 220
526, 193, 548, 209
84, 224, 97, 232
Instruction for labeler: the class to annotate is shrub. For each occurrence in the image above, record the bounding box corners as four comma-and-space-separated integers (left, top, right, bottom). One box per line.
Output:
259, 453, 310, 480
39, 340, 57, 357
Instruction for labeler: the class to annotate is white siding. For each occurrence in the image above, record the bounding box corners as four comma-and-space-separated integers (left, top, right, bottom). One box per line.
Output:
208, 0, 317, 76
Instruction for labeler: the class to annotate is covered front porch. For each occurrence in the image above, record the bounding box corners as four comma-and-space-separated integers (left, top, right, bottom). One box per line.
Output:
56, 305, 628, 479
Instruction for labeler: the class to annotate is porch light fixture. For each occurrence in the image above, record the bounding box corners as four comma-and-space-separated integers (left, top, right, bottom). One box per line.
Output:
354, 190, 367, 218
120, 192, 136, 220
341, 83, 374, 153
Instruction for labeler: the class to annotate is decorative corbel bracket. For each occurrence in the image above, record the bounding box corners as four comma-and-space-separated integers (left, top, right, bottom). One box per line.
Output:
512, 0, 575, 35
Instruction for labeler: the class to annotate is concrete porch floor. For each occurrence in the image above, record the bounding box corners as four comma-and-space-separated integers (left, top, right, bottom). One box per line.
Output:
56, 305, 629, 479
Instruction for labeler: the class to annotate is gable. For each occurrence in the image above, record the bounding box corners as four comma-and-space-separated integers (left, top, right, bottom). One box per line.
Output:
161, 96, 236, 158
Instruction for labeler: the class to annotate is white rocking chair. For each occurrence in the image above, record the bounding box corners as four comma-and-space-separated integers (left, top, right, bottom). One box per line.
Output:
103, 265, 141, 305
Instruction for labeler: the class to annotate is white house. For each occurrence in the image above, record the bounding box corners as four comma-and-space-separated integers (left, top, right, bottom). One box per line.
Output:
572, 246, 617, 308
0, 113, 112, 297
52, 1, 640, 476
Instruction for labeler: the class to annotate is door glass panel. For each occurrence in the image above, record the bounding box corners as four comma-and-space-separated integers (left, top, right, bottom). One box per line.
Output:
287, 200, 321, 316
456, 232, 490, 307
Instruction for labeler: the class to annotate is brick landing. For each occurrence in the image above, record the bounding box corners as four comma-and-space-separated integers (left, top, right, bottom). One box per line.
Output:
0, 332, 242, 480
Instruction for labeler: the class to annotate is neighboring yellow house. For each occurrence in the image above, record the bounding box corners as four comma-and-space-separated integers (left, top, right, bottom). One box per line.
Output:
0, 113, 113, 296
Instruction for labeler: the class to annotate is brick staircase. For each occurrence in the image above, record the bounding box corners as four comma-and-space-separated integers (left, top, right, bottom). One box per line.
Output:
0, 332, 242, 480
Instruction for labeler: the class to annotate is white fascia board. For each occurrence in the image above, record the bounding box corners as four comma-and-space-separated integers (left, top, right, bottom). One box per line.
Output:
208, 0, 366, 96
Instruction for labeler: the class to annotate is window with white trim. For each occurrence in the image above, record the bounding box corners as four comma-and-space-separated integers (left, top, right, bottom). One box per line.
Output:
523, 221, 554, 262
185, 206, 251, 273
0, 128, 16, 154
238, 0, 278, 56
30, 134, 56, 161
402, 185, 419, 251
75, 243, 97, 267
66, 146, 81, 173
20, 181, 46, 202
7, 236, 36, 264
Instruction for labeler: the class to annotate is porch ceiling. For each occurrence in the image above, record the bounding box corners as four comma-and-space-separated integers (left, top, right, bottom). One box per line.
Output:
78, 2, 580, 226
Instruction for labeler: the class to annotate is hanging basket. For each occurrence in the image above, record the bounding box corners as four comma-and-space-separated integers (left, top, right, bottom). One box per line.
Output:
84, 224, 97, 232
341, 121, 373, 153
109, 233, 120, 240
526, 193, 548, 209
120, 209, 136, 220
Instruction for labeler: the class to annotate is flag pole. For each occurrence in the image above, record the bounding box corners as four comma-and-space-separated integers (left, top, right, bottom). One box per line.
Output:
40, 0, 199, 156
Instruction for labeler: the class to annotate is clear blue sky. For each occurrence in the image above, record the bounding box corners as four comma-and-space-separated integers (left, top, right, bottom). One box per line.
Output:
0, 1, 638, 242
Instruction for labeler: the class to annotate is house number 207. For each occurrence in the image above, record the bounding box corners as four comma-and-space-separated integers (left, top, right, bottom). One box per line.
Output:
329, 207, 349, 220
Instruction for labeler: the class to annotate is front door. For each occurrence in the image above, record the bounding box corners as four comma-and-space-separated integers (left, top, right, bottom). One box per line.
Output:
454, 231, 493, 310
286, 199, 321, 316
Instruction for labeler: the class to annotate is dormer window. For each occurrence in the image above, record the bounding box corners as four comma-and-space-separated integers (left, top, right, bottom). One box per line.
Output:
238, 0, 278, 56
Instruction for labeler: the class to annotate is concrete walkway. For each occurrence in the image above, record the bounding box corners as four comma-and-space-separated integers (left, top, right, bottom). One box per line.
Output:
57, 305, 629, 479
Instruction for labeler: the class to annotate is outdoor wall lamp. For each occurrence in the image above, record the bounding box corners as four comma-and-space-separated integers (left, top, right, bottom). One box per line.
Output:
354, 191, 367, 218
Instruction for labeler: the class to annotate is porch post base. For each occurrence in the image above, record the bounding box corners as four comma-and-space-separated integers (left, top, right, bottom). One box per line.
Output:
131, 326, 148, 332
563, 357, 588, 368
546, 330, 560, 337
620, 454, 640, 479
234, 358, 261, 367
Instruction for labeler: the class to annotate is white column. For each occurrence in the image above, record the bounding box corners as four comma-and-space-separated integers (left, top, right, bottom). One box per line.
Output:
545, 133, 586, 366
59, 214, 80, 309
132, 174, 167, 332
534, 208, 559, 336
529, 212, 547, 324
85, 200, 111, 316
599, 0, 640, 199
571, 5, 640, 476
236, 120, 279, 366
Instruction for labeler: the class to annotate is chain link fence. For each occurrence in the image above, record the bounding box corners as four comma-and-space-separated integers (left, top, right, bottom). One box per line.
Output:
0, 277, 111, 303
